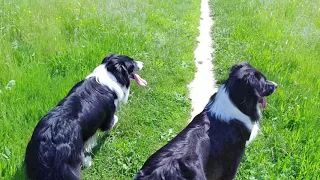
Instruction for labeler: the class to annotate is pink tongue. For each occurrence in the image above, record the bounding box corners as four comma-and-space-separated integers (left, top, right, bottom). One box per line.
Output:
262, 97, 267, 109
133, 73, 147, 87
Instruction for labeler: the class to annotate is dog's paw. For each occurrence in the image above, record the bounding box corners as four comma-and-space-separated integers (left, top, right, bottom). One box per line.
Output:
82, 155, 92, 168
111, 115, 118, 128
84, 134, 97, 153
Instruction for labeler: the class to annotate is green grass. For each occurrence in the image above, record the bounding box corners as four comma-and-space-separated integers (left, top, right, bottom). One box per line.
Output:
211, 0, 320, 179
0, 0, 200, 179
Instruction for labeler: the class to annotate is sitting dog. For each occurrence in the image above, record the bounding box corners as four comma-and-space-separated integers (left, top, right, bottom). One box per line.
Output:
25, 54, 147, 180
135, 62, 277, 180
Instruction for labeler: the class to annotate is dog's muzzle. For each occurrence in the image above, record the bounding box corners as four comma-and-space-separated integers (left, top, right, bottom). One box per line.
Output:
135, 61, 144, 71
262, 81, 278, 96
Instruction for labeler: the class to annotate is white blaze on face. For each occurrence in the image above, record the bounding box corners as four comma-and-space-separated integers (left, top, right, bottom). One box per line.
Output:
269, 81, 278, 87
135, 61, 144, 70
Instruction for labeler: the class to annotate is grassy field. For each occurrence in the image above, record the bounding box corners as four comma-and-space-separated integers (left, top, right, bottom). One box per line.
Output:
0, 0, 200, 179
211, 0, 320, 179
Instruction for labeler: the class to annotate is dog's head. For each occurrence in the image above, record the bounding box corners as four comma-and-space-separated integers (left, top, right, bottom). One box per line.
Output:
102, 54, 147, 88
226, 62, 277, 120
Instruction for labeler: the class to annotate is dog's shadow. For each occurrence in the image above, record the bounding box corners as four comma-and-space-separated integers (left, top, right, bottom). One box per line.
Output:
86, 131, 111, 161
11, 162, 26, 180
11, 132, 110, 179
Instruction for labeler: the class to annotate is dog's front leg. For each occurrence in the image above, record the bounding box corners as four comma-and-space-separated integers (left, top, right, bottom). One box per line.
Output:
122, 87, 130, 104
82, 134, 98, 168
81, 151, 92, 168
111, 115, 118, 128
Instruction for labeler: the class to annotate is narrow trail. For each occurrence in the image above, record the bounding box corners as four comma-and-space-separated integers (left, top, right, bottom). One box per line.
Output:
188, 0, 217, 121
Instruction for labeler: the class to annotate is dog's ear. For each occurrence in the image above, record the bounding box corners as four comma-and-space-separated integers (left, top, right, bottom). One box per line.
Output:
102, 53, 116, 64
114, 61, 126, 72
229, 62, 251, 76
230, 62, 250, 73
106, 59, 128, 75
245, 71, 266, 96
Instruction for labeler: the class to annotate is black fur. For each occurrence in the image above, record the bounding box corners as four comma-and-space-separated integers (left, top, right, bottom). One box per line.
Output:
135, 62, 277, 180
103, 54, 139, 88
225, 62, 273, 122
25, 54, 142, 180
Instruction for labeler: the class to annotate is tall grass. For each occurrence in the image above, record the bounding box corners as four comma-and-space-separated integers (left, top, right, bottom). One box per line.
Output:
211, 0, 320, 179
0, 0, 200, 179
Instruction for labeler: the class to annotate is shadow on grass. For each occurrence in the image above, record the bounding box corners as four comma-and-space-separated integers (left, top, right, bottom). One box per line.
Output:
11, 162, 26, 180
90, 132, 110, 159
10, 132, 110, 179
216, 79, 225, 85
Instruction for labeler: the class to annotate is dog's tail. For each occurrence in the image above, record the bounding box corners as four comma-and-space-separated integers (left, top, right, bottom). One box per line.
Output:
51, 143, 80, 180
25, 141, 80, 180
47, 119, 83, 180
25, 120, 82, 180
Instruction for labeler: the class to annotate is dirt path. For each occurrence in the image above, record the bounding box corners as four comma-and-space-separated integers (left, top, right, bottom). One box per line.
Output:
188, 0, 217, 121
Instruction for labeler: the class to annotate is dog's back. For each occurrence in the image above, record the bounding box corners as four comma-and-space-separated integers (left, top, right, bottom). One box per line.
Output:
135, 111, 251, 180
25, 113, 82, 180
204, 116, 250, 179
135, 112, 211, 180
25, 81, 85, 180
25, 79, 115, 180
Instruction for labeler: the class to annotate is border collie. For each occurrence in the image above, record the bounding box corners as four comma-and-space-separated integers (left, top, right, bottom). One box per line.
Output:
135, 62, 277, 180
25, 54, 147, 180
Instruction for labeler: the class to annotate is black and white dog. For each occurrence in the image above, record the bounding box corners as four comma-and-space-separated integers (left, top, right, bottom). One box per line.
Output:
25, 54, 147, 180
135, 62, 277, 180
